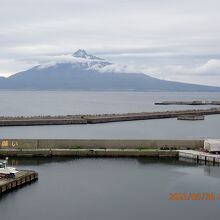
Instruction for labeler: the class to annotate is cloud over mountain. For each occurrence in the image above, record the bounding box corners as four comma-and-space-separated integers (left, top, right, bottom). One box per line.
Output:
0, 50, 219, 91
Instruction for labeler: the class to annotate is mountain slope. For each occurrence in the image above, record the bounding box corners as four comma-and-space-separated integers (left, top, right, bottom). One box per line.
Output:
0, 49, 220, 91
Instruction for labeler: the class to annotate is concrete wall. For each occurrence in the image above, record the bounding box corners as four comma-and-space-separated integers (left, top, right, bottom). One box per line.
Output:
0, 139, 204, 150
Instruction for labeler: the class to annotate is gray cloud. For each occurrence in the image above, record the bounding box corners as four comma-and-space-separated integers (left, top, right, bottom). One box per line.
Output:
0, 0, 220, 85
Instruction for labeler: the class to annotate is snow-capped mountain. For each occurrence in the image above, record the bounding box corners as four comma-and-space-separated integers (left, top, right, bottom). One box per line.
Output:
38, 49, 111, 70
0, 49, 220, 91
73, 49, 104, 60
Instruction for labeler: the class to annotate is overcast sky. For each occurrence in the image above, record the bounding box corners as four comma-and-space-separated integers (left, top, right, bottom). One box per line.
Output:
1, 0, 220, 86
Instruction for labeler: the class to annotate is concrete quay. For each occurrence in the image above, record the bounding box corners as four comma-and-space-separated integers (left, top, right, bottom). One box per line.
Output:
0, 170, 38, 195
1, 139, 219, 165
1, 107, 220, 126
178, 150, 220, 165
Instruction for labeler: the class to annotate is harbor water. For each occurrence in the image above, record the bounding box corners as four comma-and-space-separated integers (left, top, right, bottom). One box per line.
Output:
0, 157, 220, 220
0, 91, 220, 139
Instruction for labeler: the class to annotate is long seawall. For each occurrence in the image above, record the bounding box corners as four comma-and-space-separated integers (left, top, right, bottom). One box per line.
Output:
0, 107, 220, 126
0, 139, 204, 157
155, 101, 220, 105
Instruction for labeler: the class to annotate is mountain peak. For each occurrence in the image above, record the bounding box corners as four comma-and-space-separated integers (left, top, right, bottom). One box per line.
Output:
73, 49, 88, 58
72, 49, 104, 60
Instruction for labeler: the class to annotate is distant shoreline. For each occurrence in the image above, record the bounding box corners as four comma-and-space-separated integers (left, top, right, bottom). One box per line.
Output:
1, 89, 220, 92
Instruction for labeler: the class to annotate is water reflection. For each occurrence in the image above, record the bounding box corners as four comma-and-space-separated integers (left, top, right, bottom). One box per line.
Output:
7, 157, 196, 167
204, 166, 220, 178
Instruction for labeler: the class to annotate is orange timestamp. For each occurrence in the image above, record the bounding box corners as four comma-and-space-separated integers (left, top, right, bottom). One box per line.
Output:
169, 192, 220, 201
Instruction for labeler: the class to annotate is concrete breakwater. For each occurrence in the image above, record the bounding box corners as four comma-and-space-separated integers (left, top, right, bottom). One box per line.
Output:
177, 115, 205, 120
0, 107, 220, 126
0, 139, 203, 157
0, 116, 87, 126
155, 101, 220, 105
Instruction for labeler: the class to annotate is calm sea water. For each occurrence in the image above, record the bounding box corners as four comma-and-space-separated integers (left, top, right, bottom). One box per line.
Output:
0, 158, 220, 220
0, 91, 220, 116
0, 91, 220, 139
0, 92, 220, 219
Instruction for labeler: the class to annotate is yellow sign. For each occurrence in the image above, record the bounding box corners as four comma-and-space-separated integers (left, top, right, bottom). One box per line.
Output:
0, 140, 19, 148
12, 141, 18, 147
1, 140, 9, 147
